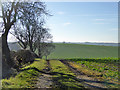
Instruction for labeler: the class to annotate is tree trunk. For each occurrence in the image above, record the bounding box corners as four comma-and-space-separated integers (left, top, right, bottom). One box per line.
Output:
38, 43, 42, 58
2, 33, 14, 68
38, 49, 42, 58
30, 43, 33, 52
45, 55, 47, 60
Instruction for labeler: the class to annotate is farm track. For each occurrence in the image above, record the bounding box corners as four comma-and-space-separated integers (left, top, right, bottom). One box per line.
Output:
35, 59, 109, 89
60, 60, 107, 89
35, 60, 53, 88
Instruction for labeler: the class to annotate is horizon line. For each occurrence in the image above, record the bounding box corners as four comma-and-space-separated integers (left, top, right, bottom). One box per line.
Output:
8, 41, 118, 43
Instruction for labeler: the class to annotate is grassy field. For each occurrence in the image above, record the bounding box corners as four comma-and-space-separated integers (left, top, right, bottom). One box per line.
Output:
8, 42, 118, 59
48, 43, 118, 59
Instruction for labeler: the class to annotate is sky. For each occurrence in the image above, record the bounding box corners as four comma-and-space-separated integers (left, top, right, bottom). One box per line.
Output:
7, 2, 118, 43
45, 2, 118, 43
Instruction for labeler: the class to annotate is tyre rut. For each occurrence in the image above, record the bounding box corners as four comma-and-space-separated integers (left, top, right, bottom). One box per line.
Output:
35, 60, 53, 88
60, 60, 107, 89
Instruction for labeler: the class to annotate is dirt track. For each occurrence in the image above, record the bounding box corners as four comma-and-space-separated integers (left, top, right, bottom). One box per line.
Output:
35, 60, 53, 88
60, 60, 107, 89
35, 59, 109, 89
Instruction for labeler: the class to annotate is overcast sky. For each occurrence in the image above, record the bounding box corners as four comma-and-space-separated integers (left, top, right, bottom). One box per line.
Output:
7, 2, 118, 43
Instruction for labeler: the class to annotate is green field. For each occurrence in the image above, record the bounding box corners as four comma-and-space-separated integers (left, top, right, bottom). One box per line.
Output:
8, 42, 118, 59
66, 58, 119, 87
48, 43, 118, 59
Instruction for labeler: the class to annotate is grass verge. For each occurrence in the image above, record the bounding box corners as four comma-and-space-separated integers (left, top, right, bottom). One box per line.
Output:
2, 59, 47, 88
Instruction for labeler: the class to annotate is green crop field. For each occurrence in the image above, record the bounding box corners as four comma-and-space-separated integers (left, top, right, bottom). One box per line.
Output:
8, 42, 118, 59
66, 58, 119, 88
48, 43, 118, 59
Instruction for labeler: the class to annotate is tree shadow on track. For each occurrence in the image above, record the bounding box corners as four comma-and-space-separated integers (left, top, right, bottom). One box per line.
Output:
20, 66, 117, 89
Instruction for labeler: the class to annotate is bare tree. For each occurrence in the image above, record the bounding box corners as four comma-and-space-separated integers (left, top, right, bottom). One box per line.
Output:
9, 24, 28, 49
0, 2, 19, 67
11, 19, 44, 52
36, 28, 55, 59
0, 1, 50, 67
41, 43, 55, 60
11, 2, 50, 52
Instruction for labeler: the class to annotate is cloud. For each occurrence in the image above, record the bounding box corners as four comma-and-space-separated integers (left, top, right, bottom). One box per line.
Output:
57, 11, 65, 15
110, 28, 118, 31
63, 22, 71, 26
95, 19, 105, 21
76, 14, 96, 17
93, 23, 108, 24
